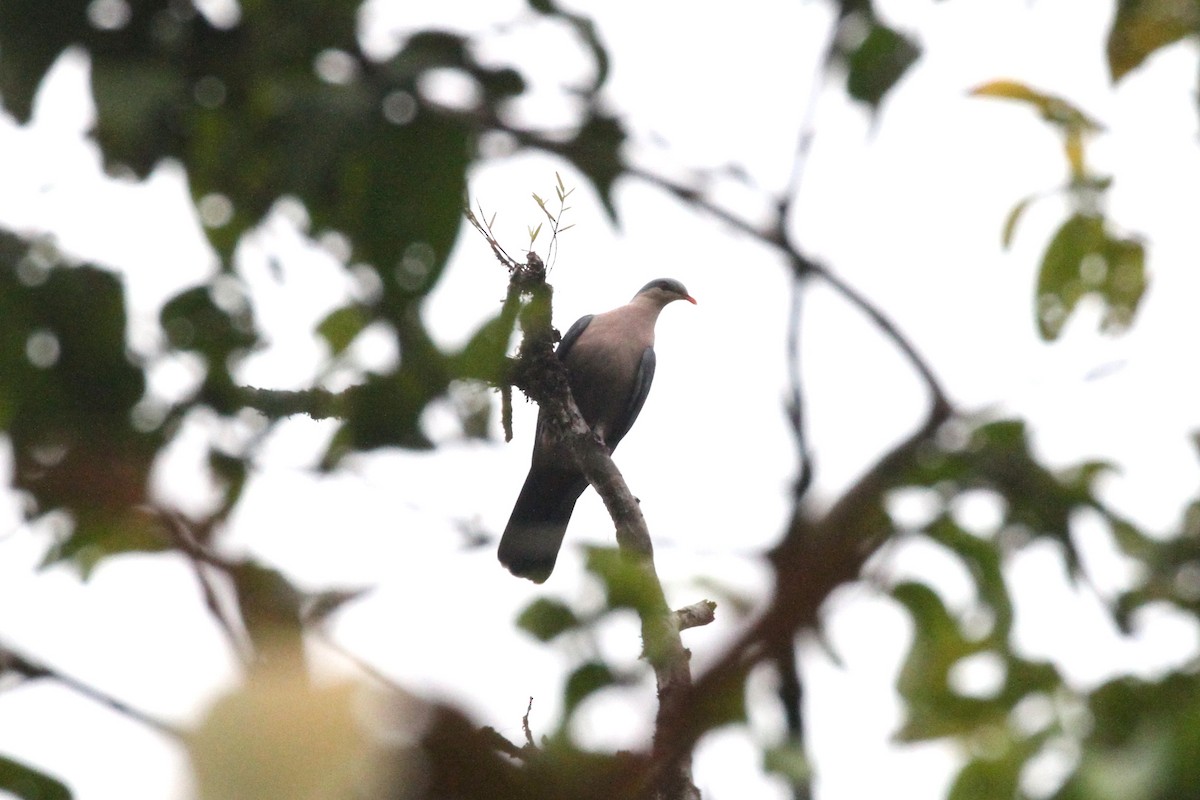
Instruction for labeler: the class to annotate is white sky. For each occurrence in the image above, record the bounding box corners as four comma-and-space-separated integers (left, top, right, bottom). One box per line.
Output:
2, 1, 1200, 799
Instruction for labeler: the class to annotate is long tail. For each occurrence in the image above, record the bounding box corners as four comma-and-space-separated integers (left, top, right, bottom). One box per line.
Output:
498, 466, 589, 583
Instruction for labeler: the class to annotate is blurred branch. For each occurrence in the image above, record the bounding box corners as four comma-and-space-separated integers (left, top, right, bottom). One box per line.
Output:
785, 267, 814, 499
155, 508, 253, 666
0, 639, 186, 741
234, 385, 347, 420
624, 163, 951, 411
640, 395, 952, 789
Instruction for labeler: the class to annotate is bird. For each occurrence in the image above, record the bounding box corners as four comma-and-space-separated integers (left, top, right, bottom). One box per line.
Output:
498, 278, 696, 583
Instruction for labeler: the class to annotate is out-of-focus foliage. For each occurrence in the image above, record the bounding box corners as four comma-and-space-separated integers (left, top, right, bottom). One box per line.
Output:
884, 418, 1200, 798
830, 1, 922, 111
973, 80, 1148, 341
0, 233, 167, 576
1107, 0, 1200, 82
0, 754, 71, 800
1, 2, 1199, 800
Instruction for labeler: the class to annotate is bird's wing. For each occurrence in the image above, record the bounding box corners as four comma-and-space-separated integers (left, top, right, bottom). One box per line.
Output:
556, 314, 594, 361
607, 346, 655, 448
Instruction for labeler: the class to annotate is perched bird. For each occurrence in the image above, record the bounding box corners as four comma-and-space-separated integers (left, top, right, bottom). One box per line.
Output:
498, 278, 696, 583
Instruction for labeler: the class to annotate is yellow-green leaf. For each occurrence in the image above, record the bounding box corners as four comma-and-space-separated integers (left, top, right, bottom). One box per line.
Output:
1107, 0, 1200, 82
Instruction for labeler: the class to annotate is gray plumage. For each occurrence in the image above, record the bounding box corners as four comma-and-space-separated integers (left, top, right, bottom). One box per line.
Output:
498, 278, 696, 582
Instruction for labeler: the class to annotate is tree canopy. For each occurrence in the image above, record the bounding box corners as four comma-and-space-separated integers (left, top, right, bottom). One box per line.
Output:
1, 2, 1199, 799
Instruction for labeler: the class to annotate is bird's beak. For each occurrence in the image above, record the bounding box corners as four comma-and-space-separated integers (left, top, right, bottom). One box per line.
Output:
685, 295, 697, 305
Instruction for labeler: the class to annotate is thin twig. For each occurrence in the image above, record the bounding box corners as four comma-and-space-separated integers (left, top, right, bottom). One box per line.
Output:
154, 508, 252, 665
311, 630, 411, 696
785, 267, 813, 499
522, 696, 536, 748
625, 162, 951, 410
0, 640, 186, 740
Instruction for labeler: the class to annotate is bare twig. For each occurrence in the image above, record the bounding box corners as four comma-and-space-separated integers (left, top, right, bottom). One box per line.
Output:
674, 601, 717, 632
522, 696, 536, 748
0, 640, 186, 740
785, 267, 814, 499
154, 508, 252, 665
311, 630, 411, 696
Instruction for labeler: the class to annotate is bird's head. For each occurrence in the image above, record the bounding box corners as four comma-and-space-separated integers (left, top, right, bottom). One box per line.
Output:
634, 278, 697, 307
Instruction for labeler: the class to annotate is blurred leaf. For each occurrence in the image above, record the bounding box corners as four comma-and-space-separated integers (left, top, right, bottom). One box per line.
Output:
1036, 213, 1106, 340
971, 80, 1103, 133
893, 578, 1060, 743
454, 303, 519, 385
1098, 235, 1147, 333
906, 419, 1105, 576
1035, 215, 1146, 340
0, 0, 92, 122
563, 661, 617, 718
1001, 193, 1039, 249
947, 751, 1023, 800
924, 516, 1013, 637
315, 306, 370, 357
892, 582, 979, 740
0, 236, 166, 574
516, 598, 581, 642
585, 547, 661, 616
41, 508, 168, 578
0, 754, 71, 800
161, 282, 259, 413
762, 742, 812, 786
160, 284, 258, 357
229, 562, 305, 657
527, 0, 610, 95
846, 21, 921, 109
325, 352, 448, 460
555, 112, 626, 220
1054, 673, 1200, 800
209, 449, 249, 517
1107, 0, 1200, 82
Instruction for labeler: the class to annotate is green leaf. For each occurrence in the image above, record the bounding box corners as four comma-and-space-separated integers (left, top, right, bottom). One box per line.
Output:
41, 509, 168, 578
1001, 193, 1039, 249
326, 357, 448, 458
1033, 215, 1147, 340
1055, 673, 1200, 799
924, 516, 1013, 638
1107, 0, 1200, 83
947, 752, 1023, 800
315, 306, 370, 357
454, 305, 519, 385
1036, 213, 1106, 340
209, 449, 249, 517
892, 581, 978, 740
0, 754, 71, 800
1099, 235, 1147, 333
563, 661, 617, 718
846, 21, 921, 109
516, 598, 580, 642
762, 742, 812, 786
584, 547, 660, 615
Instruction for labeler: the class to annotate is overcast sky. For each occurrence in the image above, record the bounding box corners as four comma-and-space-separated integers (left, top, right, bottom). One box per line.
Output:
2, 2, 1200, 799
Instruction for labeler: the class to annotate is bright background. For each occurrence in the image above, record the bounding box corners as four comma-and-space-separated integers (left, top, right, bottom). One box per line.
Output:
2, 1, 1199, 798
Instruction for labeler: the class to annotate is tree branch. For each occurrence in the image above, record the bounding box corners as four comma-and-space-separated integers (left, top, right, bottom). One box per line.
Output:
0, 640, 186, 741
499, 263, 701, 800
638, 396, 952, 789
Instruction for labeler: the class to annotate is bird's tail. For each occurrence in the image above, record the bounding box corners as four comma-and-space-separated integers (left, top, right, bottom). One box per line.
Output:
498, 468, 589, 583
